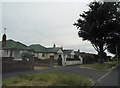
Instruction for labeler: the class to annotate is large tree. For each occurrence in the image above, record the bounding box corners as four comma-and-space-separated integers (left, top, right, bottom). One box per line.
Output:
74, 1, 120, 63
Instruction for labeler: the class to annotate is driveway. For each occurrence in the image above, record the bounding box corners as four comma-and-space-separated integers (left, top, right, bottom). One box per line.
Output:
2, 65, 108, 84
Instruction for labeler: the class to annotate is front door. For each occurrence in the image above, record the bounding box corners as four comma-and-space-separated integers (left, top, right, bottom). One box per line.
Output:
58, 55, 62, 66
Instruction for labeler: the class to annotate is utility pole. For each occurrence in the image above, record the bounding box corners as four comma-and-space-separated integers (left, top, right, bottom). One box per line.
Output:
4, 28, 6, 34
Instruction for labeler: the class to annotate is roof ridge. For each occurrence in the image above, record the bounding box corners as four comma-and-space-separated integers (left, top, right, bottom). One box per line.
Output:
29, 44, 46, 48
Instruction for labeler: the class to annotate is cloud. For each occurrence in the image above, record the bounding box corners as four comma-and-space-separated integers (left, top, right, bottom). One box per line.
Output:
2, 2, 99, 54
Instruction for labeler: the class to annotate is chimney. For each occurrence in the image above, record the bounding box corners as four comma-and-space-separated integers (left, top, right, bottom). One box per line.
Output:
2, 34, 7, 49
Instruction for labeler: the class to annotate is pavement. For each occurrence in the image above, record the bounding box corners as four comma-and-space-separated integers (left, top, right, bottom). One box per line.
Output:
2, 65, 108, 84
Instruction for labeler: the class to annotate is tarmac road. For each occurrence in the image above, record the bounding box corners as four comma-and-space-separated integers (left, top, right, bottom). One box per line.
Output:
95, 65, 120, 86
2, 65, 108, 84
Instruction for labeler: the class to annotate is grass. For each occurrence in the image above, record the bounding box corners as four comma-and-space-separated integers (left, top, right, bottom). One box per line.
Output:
3, 72, 93, 86
80, 61, 119, 70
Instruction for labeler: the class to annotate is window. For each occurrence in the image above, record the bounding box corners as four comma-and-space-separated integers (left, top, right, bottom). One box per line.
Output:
42, 54, 45, 57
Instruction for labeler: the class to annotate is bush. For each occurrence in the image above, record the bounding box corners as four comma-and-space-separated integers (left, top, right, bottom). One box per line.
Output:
83, 54, 96, 64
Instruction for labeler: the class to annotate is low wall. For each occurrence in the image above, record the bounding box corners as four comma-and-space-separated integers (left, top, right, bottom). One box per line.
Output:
65, 61, 82, 66
2, 57, 34, 73
34, 58, 53, 67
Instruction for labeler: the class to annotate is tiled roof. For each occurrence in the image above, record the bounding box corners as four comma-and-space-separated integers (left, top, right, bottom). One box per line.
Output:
63, 50, 73, 55
46, 47, 61, 53
29, 44, 61, 53
29, 44, 46, 53
74, 51, 81, 55
0, 39, 30, 50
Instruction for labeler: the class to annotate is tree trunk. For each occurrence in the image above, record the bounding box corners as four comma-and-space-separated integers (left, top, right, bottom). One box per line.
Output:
98, 52, 105, 63
98, 44, 106, 63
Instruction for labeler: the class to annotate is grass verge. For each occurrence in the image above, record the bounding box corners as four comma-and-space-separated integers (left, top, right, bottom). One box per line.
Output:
3, 72, 93, 86
80, 61, 119, 70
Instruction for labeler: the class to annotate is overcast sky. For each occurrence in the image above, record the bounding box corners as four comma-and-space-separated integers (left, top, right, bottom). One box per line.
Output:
1, 0, 114, 55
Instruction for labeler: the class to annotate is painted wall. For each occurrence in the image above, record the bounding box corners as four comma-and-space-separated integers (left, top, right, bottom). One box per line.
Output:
70, 51, 75, 58
1, 49, 33, 60
0, 50, 15, 57
63, 51, 75, 59
33, 49, 64, 60
0, 50, 3, 57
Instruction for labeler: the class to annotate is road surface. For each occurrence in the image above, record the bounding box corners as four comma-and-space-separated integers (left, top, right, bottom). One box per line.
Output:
95, 65, 120, 86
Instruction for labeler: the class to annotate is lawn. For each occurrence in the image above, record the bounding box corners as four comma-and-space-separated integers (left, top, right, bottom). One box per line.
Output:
80, 61, 119, 70
3, 72, 93, 86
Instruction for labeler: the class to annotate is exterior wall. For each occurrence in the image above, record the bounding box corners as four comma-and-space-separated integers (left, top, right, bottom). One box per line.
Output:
33, 49, 64, 60
70, 51, 75, 58
46, 53, 54, 59
34, 53, 38, 58
0, 50, 15, 57
57, 49, 63, 54
34, 52, 43, 59
38, 53, 42, 59
63, 51, 75, 59
1, 49, 34, 60
14, 50, 21, 59
0, 50, 3, 57
62, 51, 83, 66
79, 56, 83, 64
54, 54, 58, 60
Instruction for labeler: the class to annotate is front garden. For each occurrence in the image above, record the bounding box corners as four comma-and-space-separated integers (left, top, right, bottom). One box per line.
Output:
3, 72, 93, 87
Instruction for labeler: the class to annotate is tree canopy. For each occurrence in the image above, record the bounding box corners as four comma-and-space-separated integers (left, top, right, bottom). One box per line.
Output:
74, 1, 120, 62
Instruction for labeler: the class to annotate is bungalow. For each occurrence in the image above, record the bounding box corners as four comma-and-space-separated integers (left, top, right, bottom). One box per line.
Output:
29, 44, 63, 60
1, 33, 34, 73
63, 49, 83, 65
0, 39, 34, 60
63, 49, 75, 59
74, 50, 83, 64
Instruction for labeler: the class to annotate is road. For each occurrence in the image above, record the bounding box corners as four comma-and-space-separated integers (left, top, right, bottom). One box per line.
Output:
95, 65, 120, 86
2, 65, 108, 83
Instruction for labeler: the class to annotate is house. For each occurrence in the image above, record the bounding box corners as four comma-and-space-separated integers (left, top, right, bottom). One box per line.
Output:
63, 49, 83, 65
74, 50, 83, 64
1, 33, 34, 73
63, 49, 75, 59
29, 44, 63, 60
0, 39, 34, 60
29, 44, 46, 59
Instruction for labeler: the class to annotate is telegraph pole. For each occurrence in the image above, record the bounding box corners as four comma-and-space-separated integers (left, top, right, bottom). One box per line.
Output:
4, 28, 6, 34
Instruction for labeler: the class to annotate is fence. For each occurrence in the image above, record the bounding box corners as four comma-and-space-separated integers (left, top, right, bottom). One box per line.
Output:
34, 57, 54, 67
64, 58, 82, 66
2, 57, 34, 73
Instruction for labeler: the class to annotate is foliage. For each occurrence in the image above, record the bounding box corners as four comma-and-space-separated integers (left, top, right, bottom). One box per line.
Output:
107, 36, 120, 58
3, 72, 92, 86
74, 1, 120, 62
80, 52, 98, 64
83, 54, 96, 64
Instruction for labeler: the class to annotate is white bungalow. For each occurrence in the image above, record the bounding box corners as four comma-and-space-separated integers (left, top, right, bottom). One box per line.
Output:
29, 44, 63, 60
